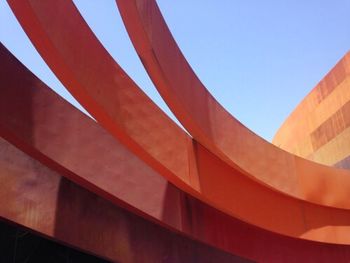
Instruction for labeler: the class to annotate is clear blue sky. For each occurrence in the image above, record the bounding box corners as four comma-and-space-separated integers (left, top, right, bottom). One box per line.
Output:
1, 1, 349, 141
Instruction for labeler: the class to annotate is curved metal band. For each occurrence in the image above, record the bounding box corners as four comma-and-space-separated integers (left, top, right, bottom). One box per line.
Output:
115, 0, 350, 209
0, 138, 253, 262
3, 46, 350, 262
7, 0, 350, 244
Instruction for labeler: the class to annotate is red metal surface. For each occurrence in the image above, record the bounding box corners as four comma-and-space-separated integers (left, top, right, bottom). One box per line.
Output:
0, 138, 251, 263
3, 24, 350, 263
2, 135, 350, 262
7, 0, 350, 244
115, 0, 350, 208
4, 44, 350, 262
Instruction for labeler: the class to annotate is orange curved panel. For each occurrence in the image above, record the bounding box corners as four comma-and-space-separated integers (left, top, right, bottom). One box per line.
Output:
5, 45, 350, 261
4, 48, 350, 262
7, 0, 198, 193
115, 0, 350, 208
8, 0, 350, 244
0, 43, 182, 227
0, 43, 257, 260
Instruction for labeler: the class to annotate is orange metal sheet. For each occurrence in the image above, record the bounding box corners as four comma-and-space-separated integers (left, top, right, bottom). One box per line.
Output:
8, 0, 350, 244
115, 0, 350, 208
4, 47, 350, 262
4, 43, 350, 261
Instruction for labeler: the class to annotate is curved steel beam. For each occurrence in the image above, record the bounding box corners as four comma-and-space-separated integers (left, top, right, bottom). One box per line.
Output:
115, 0, 350, 209
2, 53, 350, 263
7, 0, 350, 244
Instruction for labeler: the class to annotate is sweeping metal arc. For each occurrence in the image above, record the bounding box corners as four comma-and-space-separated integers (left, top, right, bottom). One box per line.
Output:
5, 44, 350, 261
0, 44, 275, 261
8, 0, 350, 244
115, 0, 350, 209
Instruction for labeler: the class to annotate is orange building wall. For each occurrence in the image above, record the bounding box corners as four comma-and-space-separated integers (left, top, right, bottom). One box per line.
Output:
273, 52, 350, 169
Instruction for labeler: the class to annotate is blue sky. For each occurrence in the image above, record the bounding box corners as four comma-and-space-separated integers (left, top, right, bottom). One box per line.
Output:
1, 1, 349, 141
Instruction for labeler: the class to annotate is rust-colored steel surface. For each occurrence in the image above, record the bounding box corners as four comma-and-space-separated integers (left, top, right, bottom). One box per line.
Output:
5, 44, 350, 262
8, 0, 350, 244
115, 0, 350, 208
0, 138, 253, 263
0, 43, 180, 227
0, 54, 350, 262
7, 0, 199, 193
273, 53, 350, 168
